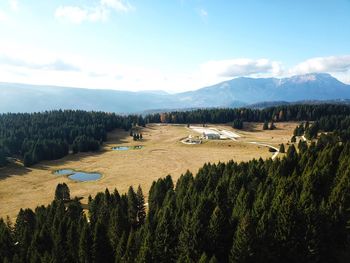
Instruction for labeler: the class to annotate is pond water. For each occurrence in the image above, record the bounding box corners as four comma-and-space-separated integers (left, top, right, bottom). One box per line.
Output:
68, 172, 102, 182
112, 146, 130, 151
54, 169, 102, 182
112, 146, 143, 151
54, 169, 74, 175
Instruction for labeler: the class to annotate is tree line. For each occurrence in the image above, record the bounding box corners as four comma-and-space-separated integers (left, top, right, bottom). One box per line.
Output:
0, 110, 141, 167
2, 104, 350, 168
145, 104, 350, 124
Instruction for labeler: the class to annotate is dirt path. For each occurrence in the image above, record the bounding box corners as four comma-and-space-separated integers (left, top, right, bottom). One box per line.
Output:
247, 142, 279, 160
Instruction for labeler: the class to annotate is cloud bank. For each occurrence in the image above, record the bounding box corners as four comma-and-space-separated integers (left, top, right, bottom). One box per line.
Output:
290, 55, 350, 75
55, 0, 133, 24
200, 58, 282, 78
0, 10, 7, 22
0, 43, 349, 92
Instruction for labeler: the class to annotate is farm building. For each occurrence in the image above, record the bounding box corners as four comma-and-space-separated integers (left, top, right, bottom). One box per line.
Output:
203, 132, 220, 140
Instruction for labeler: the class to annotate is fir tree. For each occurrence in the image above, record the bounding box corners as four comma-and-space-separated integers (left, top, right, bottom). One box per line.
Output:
279, 143, 285, 153
136, 186, 146, 227
92, 221, 113, 263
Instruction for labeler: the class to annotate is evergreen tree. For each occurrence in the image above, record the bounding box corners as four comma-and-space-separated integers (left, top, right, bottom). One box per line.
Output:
79, 223, 93, 263
115, 233, 127, 263
198, 253, 208, 263
92, 221, 113, 263
230, 215, 255, 263
55, 183, 70, 201
128, 186, 138, 228
136, 186, 146, 227
279, 143, 285, 153
263, 121, 269, 130
208, 206, 229, 261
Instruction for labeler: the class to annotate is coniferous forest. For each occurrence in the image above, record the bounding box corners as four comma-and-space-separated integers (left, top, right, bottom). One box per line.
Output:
0, 110, 141, 167
1, 104, 350, 167
1, 104, 350, 262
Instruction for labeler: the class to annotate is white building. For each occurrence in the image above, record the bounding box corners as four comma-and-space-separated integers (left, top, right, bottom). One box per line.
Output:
203, 132, 220, 140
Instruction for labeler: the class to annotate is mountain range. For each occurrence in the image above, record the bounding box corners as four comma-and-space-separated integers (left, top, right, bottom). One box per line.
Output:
1, 73, 350, 113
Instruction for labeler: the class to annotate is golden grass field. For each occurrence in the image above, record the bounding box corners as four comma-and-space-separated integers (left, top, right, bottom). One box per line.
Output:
0, 122, 298, 219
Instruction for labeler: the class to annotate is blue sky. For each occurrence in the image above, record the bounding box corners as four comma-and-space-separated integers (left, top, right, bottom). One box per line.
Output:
0, 0, 350, 92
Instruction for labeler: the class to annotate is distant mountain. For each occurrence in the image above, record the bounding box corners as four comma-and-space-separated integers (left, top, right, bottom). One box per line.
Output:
0, 83, 179, 113
1, 73, 350, 113
176, 73, 350, 106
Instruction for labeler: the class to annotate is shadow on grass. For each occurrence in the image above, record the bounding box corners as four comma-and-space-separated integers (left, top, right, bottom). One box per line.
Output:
0, 128, 134, 180
0, 162, 32, 180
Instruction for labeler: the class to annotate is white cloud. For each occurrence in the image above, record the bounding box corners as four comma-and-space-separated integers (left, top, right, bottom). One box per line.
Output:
55, 0, 132, 24
101, 0, 133, 12
0, 10, 8, 22
200, 58, 282, 78
1, 42, 350, 93
55, 6, 90, 24
290, 55, 350, 75
9, 0, 18, 11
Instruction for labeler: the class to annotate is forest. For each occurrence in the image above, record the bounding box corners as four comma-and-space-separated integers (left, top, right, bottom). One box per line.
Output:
1, 104, 350, 262
2, 104, 350, 167
0, 110, 142, 167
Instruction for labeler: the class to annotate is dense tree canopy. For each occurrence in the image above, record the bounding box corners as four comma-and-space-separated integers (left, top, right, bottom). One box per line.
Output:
146, 104, 350, 124
0, 110, 141, 167
1, 104, 350, 167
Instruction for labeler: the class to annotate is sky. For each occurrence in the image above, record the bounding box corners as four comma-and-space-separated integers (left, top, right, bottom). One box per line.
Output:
0, 0, 350, 93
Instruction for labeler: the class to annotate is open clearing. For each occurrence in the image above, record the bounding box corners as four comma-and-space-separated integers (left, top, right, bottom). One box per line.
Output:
0, 122, 298, 219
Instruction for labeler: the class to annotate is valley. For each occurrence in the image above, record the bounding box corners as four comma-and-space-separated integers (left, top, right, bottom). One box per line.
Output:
0, 122, 297, 219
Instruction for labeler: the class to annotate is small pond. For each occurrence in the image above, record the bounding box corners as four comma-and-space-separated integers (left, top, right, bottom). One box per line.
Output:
54, 169, 102, 182
68, 172, 102, 182
112, 145, 143, 151
112, 146, 130, 151
54, 169, 74, 175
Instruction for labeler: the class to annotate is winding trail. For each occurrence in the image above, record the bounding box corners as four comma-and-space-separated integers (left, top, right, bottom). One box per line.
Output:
247, 142, 279, 160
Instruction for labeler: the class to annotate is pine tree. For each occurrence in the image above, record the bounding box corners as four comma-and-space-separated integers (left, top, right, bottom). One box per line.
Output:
123, 230, 138, 263
230, 215, 255, 263
136, 232, 153, 263
198, 253, 208, 263
92, 221, 113, 263
208, 206, 228, 261
0, 219, 14, 262
128, 186, 138, 228
291, 135, 296, 143
79, 223, 93, 263
136, 186, 146, 227
153, 208, 177, 262
115, 233, 127, 263
208, 255, 218, 263
263, 121, 269, 130
55, 183, 70, 201
279, 143, 285, 153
